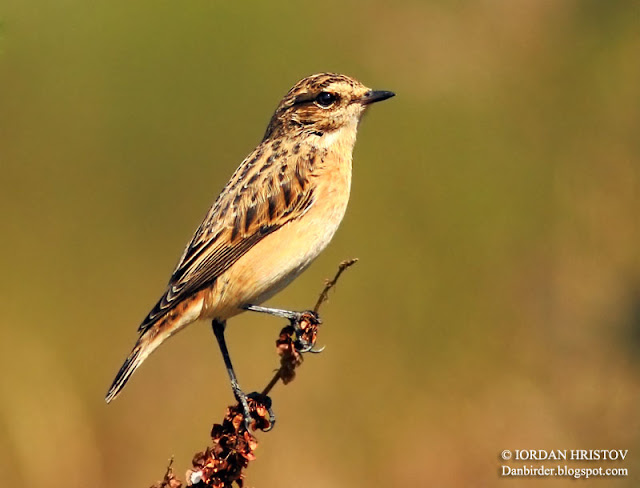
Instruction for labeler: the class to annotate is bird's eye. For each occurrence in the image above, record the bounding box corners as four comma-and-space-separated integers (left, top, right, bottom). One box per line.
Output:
315, 92, 338, 107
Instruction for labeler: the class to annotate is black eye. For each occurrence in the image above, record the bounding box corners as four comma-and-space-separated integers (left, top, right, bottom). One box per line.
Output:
315, 91, 338, 107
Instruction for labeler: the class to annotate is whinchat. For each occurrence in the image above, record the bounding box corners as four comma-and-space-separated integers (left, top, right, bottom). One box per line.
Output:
106, 73, 394, 424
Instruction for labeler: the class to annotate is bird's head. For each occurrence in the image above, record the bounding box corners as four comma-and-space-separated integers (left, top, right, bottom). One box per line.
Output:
263, 73, 394, 141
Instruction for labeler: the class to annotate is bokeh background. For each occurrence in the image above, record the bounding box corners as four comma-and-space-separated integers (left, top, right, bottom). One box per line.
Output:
1, 1, 639, 486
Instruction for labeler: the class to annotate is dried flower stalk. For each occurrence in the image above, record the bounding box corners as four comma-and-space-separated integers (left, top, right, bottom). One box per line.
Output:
148, 259, 358, 488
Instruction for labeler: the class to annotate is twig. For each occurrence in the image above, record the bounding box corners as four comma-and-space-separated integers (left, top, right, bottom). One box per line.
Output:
150, 458, 181, 488
313, 258, 359, 314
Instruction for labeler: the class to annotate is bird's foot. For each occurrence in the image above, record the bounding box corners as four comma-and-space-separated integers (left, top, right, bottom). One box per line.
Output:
247, 392, 276, 432
290, 310, 322, 353
243, 305, 324, 352
232, 386, 275, 432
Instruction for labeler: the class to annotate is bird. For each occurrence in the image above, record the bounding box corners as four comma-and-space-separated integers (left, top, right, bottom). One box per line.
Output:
105, 73, 394, 424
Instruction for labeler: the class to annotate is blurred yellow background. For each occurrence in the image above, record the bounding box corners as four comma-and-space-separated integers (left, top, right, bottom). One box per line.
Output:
1, 1, 639, 486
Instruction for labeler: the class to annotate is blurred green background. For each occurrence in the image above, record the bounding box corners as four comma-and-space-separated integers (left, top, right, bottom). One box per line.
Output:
1, 1, 639, 486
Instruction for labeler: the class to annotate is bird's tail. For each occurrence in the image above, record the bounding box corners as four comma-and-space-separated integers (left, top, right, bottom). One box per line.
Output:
105, 294, 205, 403
104, 328, 167, 404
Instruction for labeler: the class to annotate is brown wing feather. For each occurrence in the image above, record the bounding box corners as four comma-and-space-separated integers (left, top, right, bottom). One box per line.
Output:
138, 144, 315, 333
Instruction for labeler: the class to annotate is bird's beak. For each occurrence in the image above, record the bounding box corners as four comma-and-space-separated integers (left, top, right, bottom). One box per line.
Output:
361, 90, 396, 105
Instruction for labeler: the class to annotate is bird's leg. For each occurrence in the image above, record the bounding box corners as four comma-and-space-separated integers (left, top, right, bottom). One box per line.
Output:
242, 304, 306, 321
243, 305, 322, 353
211, 319, 253, 431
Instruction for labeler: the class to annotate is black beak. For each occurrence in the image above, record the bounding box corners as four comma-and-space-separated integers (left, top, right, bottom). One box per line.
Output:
361, 90, 396, 105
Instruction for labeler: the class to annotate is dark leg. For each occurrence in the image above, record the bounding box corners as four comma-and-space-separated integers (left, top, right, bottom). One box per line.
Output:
212, 319, 252, 431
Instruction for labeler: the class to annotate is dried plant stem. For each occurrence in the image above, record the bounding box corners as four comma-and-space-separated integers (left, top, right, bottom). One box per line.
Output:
150, 259, 358, 488
150, 458, 180, 488
313, 258, 358, 314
